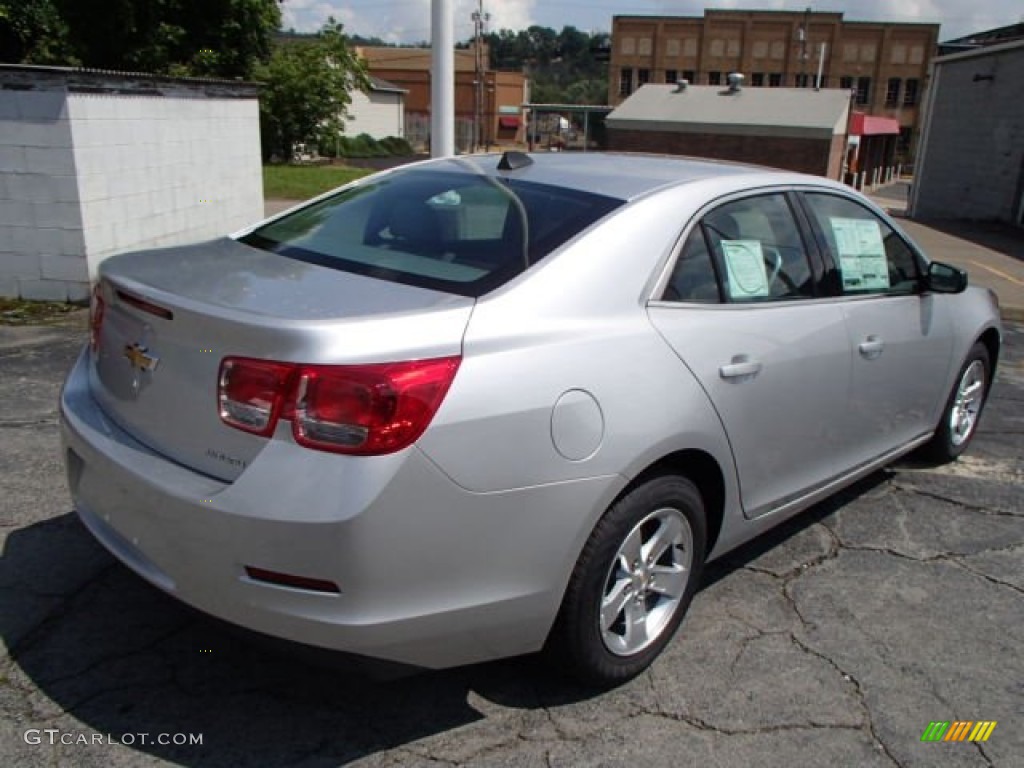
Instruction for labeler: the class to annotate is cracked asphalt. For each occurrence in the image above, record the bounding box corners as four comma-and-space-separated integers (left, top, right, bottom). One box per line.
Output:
1, 314, 1021, 768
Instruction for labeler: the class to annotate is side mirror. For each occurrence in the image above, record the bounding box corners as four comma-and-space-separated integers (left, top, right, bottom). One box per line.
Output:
925, 261, 967, 294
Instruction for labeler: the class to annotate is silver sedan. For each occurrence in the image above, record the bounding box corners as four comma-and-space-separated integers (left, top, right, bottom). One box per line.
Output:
60, 152, 1001, 686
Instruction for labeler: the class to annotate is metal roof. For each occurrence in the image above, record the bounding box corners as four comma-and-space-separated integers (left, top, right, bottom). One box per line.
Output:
367, 76, 407, 94
404, 151, 780, 201
606, 84, 851, 140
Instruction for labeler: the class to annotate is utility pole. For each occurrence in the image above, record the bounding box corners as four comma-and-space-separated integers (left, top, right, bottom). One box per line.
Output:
431, 0, 454, 157
471, 1, 490, 152
798, 6, 811, 87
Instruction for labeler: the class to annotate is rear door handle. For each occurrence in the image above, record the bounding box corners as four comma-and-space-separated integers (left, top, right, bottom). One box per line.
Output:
858, 336, 885, 359
719, 356, 762, 379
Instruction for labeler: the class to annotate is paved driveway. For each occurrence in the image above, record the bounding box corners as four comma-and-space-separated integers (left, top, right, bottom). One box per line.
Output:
1, 316, 1021, 767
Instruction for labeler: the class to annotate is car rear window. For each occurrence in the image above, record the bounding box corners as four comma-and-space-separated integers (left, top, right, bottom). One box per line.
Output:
240, 168, 623, 297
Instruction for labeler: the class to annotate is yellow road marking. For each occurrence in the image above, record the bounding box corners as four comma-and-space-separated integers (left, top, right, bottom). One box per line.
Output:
969, 259, 1024, 286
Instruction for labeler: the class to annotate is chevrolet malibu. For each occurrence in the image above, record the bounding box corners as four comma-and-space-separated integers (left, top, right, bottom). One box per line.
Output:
60, 152, 1001, 685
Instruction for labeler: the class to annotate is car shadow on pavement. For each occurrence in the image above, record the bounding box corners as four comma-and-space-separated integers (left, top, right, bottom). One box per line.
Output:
2, 471, 891, 767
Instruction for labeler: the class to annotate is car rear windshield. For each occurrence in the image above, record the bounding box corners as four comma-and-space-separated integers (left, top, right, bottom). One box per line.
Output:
239, 168, 624, 297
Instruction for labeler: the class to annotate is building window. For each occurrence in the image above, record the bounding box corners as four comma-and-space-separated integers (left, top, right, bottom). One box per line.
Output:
665, 69, 678, 84
769, 73, 783, 87
708, 71, 722, 86
666, 39, 680, 57
618, 68, 633, 97
682, 69, 695, 83
710, 39, 725, 57
860, 44, 877, 63
795, 73, 811, 88
683, 39, 698, 57
885, 78, 901, 106
638, 38, 652, 56
637, 68, 650, 86
839, 76, 854, 91
621, 37, 636, 56
727, 39, 741, 57
843, 43, 858, 62
751, 72, 765, 87
752, 41, 768, 59
856, 76, 872, 105
903, 78, 919, 106
891, 44, 907, 64
817, 75, 828, 88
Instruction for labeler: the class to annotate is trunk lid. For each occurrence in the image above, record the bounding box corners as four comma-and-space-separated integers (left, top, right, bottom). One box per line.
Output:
91, 238, 473, 481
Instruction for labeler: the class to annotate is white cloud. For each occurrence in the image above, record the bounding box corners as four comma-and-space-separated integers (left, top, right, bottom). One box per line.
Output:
280, 0, 536, 43
279, 0, 1022, 42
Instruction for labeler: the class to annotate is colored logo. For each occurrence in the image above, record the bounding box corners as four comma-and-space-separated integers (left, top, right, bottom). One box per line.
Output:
921, 721, 997, 742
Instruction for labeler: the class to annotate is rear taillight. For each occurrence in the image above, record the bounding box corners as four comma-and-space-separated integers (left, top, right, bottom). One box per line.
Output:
218, 359, 295, 436
217, 356, 460, 455
89, 283, 105, 353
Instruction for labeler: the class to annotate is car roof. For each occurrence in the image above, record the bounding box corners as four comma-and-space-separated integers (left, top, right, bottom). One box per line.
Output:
408, 151, 795, 201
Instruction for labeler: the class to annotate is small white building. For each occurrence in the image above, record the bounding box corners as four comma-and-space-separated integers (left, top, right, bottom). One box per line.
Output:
0, 65, 263, 301
345, 76, 406, 140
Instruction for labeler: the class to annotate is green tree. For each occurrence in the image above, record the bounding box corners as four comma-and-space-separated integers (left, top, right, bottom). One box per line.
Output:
0, 0, 281, 78
0, 0, 75, 64
255, 20, 369, 161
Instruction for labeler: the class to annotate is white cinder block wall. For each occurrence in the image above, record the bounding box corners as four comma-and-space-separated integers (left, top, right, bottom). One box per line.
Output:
0, 66, 263, 301
0, 87, 88, 301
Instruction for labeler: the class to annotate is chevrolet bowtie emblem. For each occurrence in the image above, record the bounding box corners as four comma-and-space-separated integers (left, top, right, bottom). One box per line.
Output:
123, 343, 159, 373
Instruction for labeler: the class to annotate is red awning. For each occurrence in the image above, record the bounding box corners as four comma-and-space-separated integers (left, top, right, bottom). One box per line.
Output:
850, 112, 900, 136
498, 116, 520, 129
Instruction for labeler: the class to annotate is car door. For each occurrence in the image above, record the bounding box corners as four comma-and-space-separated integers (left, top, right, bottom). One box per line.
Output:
798, 191, 955, 467
648, 191, 851, 519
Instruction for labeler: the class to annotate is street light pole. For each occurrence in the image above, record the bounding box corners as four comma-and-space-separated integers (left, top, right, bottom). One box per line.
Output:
431, 0, 454, 157
471, 1, 490, 153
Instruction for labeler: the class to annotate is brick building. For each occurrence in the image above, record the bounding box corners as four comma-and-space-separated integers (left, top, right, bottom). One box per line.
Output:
609, 9, 939, 157
357, 45, 528, 151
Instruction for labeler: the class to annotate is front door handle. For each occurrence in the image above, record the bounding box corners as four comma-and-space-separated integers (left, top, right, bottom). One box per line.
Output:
858, 336, 885, 359
719, 356, 762, 379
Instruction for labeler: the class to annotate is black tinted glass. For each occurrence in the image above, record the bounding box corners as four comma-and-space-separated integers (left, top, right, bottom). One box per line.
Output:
240, 169, 623, 297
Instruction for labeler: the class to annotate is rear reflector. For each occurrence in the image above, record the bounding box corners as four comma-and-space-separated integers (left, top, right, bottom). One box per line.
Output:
244, 566, 340, 594
217, 356, 460, 455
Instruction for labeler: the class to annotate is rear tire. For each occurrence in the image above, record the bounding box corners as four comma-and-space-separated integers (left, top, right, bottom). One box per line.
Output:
547, 475, 706, 687
922, 342, 991, 463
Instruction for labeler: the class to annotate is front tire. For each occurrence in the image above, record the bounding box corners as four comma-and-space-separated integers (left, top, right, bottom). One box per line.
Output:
922, 342, 991, 463
548, 475, 706, 687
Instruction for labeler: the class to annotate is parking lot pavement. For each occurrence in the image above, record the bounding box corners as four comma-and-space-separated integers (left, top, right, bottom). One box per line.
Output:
1, 315, 1021, 768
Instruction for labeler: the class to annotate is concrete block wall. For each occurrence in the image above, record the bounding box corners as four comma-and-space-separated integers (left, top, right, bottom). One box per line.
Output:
0, 88, 88, 301
912, 43, 1024, 223
0, 66, 263, 301
68, 92, 263, 270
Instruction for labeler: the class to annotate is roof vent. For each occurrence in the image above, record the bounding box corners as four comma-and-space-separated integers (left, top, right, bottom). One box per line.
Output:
674, 79, 689, 93
727, 72, 744, 92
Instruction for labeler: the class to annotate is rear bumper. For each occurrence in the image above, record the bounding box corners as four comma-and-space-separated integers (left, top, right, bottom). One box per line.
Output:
60, 347, 617, 668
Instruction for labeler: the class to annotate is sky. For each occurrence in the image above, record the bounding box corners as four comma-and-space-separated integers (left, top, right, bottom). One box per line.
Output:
280, 0, 1024, 45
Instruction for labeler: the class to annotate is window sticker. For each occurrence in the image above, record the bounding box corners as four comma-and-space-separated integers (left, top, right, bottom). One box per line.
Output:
721, 240, 770, 298
829, 217, 890, 290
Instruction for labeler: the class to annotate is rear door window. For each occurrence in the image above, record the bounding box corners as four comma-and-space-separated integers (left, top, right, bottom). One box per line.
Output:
700, 193, 816, 301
